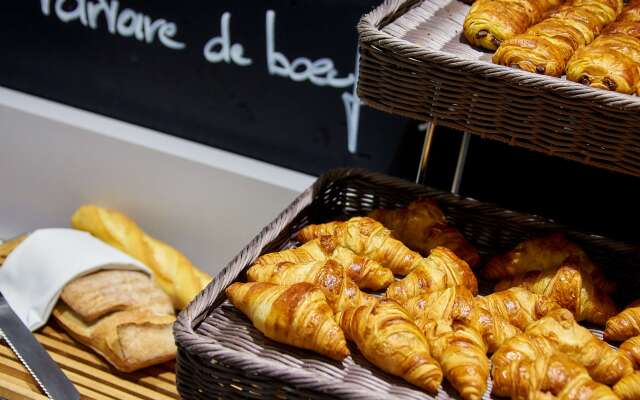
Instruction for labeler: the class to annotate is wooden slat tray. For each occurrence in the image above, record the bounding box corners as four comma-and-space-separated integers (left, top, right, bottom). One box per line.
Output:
0, 321, 178, 400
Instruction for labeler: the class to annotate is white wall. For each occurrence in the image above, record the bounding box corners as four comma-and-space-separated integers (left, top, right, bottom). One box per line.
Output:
0, 87, 315, 276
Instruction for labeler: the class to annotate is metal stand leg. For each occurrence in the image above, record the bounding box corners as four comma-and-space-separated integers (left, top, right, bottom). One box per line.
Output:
416, 118, 437, 184
451, 132, 471, 194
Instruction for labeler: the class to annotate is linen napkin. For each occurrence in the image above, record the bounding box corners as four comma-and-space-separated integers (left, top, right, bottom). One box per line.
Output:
0, 228, 150, 331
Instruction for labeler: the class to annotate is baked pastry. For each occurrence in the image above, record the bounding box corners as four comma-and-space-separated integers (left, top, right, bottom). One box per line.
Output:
494, 264, 617, 325
297, 217, 425, 275
72, 205, 212, 310
463, 0, 564, 50
402, 287, 489, 400
246, 259, 375, 313
476, 287, 560, 331
52, 270, 176, 372
253, 236, 394, 290
567, 0, 640, 94
493, 0, 623, 76
335, 299, 443, 392
385, 247, 478, 304
368, 198, 480, 267
60, 269, 174, 322
614, 371, 640, 400
469, 288, 557, 353
605, 300, 640, 341
483, 233, 614, 293
492, 334, 619, 399
225, 282, 350, 361
474, 304, 521, 353
620, 335, 640, 368
525, 308, 633, 385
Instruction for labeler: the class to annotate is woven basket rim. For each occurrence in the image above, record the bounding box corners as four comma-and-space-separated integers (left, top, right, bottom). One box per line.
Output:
357, 0, 640, 111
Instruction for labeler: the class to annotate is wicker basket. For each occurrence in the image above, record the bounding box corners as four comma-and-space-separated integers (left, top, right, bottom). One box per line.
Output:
174, 168, 640, 399
357, 0, 640, 177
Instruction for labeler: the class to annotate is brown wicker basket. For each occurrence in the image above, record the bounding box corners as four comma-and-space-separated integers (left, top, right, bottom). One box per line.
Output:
357, 0, 640, 177
174, 168, 640, 399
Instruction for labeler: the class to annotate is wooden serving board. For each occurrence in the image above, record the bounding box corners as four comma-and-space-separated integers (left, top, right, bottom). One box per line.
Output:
0, 321, 179, 400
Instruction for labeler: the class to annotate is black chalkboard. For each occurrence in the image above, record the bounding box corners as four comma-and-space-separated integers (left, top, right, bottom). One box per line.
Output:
2, 0, 639, 241
0, 0, 417, 176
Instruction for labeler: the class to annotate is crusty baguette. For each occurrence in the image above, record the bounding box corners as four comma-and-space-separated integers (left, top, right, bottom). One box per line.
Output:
71, 205, 212, 310
53, 303, 176, 372
61, 269, 174, 322
55, 269, 177, 372
1, 236, 177, 372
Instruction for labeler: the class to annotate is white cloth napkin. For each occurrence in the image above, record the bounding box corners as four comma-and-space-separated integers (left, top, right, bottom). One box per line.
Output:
0, 228, 150, 331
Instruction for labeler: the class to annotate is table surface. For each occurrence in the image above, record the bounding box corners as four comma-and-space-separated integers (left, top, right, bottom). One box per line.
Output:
0, 321, 179, 400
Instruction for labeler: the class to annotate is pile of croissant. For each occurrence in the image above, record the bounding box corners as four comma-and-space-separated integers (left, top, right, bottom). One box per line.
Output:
226, 198, 640, 400
463, 0, 640, 95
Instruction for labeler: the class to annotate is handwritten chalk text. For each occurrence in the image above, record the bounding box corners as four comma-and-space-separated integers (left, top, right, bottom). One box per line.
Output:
40, 0, 185, 49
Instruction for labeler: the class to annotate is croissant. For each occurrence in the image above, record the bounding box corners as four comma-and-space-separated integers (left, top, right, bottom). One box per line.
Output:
567, 0, 640, 94
605, 301, 640, 341
246, 259, 375, 313
493, 0, 623, 76
492, 334, 619, 399
425, 322, 489, 400
495, 264, 617, 325
614, 371, 640, 400
402, 287, 488, 400
253, 236, 394, 290
463, 0, 564, 50
368, 198, 480, 268
72, 205, 212, 310
335, 299, 443, 392
483, 234, 614, 293
474, 305, 522, 353
476, 287, 560, 331
525, 308, 634, 385
225, 282, 350, 361
385, 247, 478, 304
620, 336, 640, 368
297, 217, 423, 275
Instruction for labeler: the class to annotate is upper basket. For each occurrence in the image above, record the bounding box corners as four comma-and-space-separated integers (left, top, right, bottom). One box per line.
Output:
357, 0, 640, 177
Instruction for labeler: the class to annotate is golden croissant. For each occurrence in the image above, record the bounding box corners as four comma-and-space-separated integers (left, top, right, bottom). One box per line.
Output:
402, 287, 488, 400
567, 0, 640, 94
335, 299, 443, 392
297, 216, 424, 275
492, 333, 619, 399
495, 264, 617, 325
493, 0, 623, 76
483, 234, 614, 293
72, 205, 212, 310
463, 0, 564, 50
620, 335, 640, 368
605, 300, 640, 341
253, 236, 394, 290
368, 198, 480, 267
477, 287, 560, 331
246, 259, 375, 313
474, 305, 521, 353
525, 308, 634, 385
385, 247, 478, 304
614, 371, 640, 400
225, 282, 350, 361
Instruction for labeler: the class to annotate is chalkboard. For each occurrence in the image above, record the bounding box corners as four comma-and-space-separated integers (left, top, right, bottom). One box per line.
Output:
0, 0, 417, 176
2, 0, 639, 241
